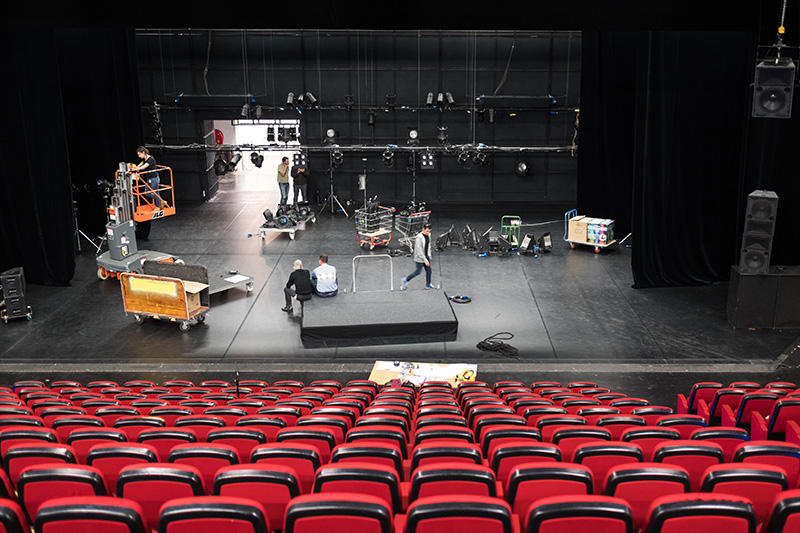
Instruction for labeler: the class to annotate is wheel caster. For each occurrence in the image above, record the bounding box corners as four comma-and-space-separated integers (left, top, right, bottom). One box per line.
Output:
246, 282, 254, 293
196, 314, 206, 324
594, 246, 601, 253
134, 315, 144, 324
569, 243, 575, 249
179, 321, 190, 332
97, 267, 109, 280
174, 258, 185, 265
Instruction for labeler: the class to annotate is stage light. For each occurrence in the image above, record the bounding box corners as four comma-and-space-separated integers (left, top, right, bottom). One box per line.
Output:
382, 149, 394, 167
331, 149, 344, 168
437, 93, 444, 107
293, 151, 307, 166
473, 151, 487, 166
280, 128, 293, 143
515, 160, 529, 177
476, 109, 485, 122
229, 152, 243, 169
296, 93, 305, 107
324, 128, 338, 145
437, 126, 449, 146
287, 92, 295, 106
368, 112, 375, 126
488, 108, 496, 123
386, 94, 396, 111
305, 92, 317, 106
250, 151, 264, 168
240, 103, 251, 118
420, 150, 436, 169
457, 150, 471, 166
426, 92, 434, 107
214, 159, 229, 175
445, 92, 455, 109
408, 128, 420, 146
344, 94, 353, 110
254, 105, 262, 119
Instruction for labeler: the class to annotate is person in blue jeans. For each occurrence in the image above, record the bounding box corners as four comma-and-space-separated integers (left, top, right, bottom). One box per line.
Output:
401, 223, 437, 290
311, 253, 338, 297
277, 156, 290, 206
133, 146, 165, 209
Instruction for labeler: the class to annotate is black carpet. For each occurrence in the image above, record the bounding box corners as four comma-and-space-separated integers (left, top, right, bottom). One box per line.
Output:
301, 290, 458, 347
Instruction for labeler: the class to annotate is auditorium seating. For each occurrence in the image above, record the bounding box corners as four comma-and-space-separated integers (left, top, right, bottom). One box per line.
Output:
2, 376, 800, 532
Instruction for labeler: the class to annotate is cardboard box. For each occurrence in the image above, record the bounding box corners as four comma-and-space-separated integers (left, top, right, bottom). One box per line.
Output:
568, 215, 588, 243
183, 280, 208, 314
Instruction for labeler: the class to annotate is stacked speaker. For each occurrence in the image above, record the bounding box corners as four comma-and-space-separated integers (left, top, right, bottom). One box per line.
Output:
739, 190, 778, 274
1, 267, 27, 318
752, 59, 796, 119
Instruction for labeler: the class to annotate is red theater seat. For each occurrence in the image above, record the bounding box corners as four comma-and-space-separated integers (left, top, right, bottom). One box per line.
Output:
488, 441, 562, 485
136, 428, 197, 459
766, 488, 800, 533
34, 496, 146, 533
285, 492, 392, 533
167, 443, 240, 493
206, 428, 267, 461
733, 440, 800, 489
0, 498, 29, 533
214, 464, 301, 531
690, 427, 750, 462
504, 462, 592, 519
16, 463, 106, 523
117, 463, 205, 529
572, 442, 644, 494
4, 442, 77, 488
652, 440, 724, 491
158, 496, 268, 533
330, 442, 405, 480
313, 462, 404, 513
85, 443, 160, 495
397, 495, 515, 533
524, 495, 632, 533
643, 493, 756, 533
66, 428, 127, 464
250, 443, 321, 494
701, 463, 789, 528
677, 382, 723, 415
408, 462, 498, 505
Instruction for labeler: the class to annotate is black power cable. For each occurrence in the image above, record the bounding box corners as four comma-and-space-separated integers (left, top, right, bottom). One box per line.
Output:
476, 332, 519, 359
449, 295, 472, 304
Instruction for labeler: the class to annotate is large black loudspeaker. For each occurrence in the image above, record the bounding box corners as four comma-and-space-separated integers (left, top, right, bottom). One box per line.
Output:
752, 59, 796, 118
739, 190, 778, 274
1, 267, 27, 317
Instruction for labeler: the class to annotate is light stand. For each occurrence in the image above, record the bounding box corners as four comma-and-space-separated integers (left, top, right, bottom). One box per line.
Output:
318, 152, 349, 217
407, 151, 418, 206
359, 158, 368, 208
72, 188, 102, 254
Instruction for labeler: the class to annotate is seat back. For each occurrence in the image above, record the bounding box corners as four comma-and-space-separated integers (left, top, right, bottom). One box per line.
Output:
652, 440, 724, 491
551, 426, 612, 462
765, 399, 800, 439
136, 428, 198, 459
479, 425, 541, 457
766, 488, 800, 533
85, 443, 159, 495
524, 495, 633, 533
34, 496, 146, 533
733, 441, 800, 489
116, 463, 205, 529
330, 443, 404, 480
313, 462, 402, 513
403, 494, 513, 533
159, 496, 269, 533
489, 440, 562, 484
16, 464, 106, 523
572, 442, 644, 494
4, 443, 77, 488
213, 464, 301, 532
284, 493, 392, 533
167, 443, 240, 493
504, 461, 593, 518
0, 498, 29, 533
66, 428, 127, 464
644, 493, 756, 533
701, 463, 789, 527
409, 462, 497, 504
620, 427, 682, 461
276, 426, 338, 463
410, 442, 482, 472
0, 427, 58, 462
690, 427, 750, 462
206, 428, 267, 461
655, 414, 708, 439
250, 443, 321, 494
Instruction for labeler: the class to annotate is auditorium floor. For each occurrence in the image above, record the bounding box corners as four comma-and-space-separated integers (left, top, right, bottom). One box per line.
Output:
2, 171, 799, 406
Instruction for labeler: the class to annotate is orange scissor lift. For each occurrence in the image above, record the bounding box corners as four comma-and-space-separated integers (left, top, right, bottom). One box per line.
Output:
96, 162, 181, 280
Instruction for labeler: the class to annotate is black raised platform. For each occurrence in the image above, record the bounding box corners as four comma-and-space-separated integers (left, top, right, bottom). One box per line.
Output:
300, 290, 459, 347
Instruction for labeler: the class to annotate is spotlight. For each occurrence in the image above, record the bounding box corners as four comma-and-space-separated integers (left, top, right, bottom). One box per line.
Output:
382, 149, 394, 167
293, 151, 308, 166
537, 232, 553, 252
407, 128, 420, 146
250, 151, 264, 168
437, 127, 449, 146
476, 109, 485, 122
426, 92, 434, 107
240, 103, 251, 118
214, 159, 229, 175
515, 160, 529, 177
305, 92, 317, 106
457, 150, 471, 166
368, 112, 375, 126
280, 129, 293, 143
437, 93, 444, 107
445, 92, 455, 109
488, 108, 496, 123
229, 152, 243, 170
386, 94, 396, 111
331, 149, 344, 168
254, 105, 263, 119
296, 93, 305, 107
420, 150, 436, 170
286, 92, 295, 106
344, 94, 353, 110
324, 128, 338, 145
472, 151, 488, 166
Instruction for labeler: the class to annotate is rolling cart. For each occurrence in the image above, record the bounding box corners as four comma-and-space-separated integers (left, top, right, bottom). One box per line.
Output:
395, 211, 431, 252
564, 209, 617, 253
120, 272, 209, 332
355, 205, 395, 249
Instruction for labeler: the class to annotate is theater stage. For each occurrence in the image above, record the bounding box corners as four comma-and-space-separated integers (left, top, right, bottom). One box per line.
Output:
300, 290, 458, 347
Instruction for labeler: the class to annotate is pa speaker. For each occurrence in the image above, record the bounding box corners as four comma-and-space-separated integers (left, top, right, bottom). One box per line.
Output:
752, 59, 796, 118
739, 190, 778, 274
537, 232, 553, 252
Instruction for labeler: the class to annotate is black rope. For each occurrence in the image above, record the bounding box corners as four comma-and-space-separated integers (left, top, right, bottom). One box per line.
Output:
476, 332, 519, 359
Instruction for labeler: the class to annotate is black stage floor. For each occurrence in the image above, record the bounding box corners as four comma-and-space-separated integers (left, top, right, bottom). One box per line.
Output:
2, 171, 799, 406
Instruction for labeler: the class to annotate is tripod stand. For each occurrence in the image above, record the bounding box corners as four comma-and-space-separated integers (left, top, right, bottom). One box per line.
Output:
73, 200, 102, 254
318, 154, 349, 217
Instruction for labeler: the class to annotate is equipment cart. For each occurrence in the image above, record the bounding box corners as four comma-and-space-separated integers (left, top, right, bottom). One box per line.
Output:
258, 212, 316, 241
355, 205, 394, 249
395, 210, 431, 252
564, 209, 617, 253
144, 261, 254, 296
120, 272, 209, 332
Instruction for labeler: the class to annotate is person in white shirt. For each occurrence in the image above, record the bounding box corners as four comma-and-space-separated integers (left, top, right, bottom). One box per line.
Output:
401, 223, 437, 290
311, 253, 338, 297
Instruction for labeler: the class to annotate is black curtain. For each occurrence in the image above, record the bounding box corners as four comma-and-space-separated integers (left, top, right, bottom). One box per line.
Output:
579, 29, 800, 288
0, 29, 142, 286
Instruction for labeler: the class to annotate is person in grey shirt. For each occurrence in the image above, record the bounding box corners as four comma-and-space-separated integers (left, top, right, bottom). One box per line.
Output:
401, 223, 437, 290
311, 253, 338, 297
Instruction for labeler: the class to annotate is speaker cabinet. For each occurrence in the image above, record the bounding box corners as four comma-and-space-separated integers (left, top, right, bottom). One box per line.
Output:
728, 265, 800, 329
752, 59, 796, 118
739, 190, 778, 274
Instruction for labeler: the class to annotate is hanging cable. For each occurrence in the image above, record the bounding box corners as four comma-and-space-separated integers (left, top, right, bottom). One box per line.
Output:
493, 39, 515, 96
203, 30, 212, 95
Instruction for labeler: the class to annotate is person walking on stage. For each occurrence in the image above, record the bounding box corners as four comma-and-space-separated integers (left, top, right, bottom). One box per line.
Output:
291, 160, 309, 205
282, 259, 313, 313
401, 223, 437, 290
277, 156, 290, 206
311, 253, 338, 297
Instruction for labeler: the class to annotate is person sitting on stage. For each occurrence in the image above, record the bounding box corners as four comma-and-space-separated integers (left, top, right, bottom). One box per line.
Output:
282, 259, 313, 313
311, 253, 338, 297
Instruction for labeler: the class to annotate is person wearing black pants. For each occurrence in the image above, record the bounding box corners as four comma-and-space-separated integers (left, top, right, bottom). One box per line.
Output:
401, 223, 437, 290
283, 259, 313, 312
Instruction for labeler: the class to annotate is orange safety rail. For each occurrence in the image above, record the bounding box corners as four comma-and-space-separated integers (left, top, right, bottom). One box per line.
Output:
131, 164, 176, 222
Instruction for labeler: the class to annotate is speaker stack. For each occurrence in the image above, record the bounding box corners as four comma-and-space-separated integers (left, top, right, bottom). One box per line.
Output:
726, 190, 800, 328
752, 59, 796, 119
1, 267, 29, 320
